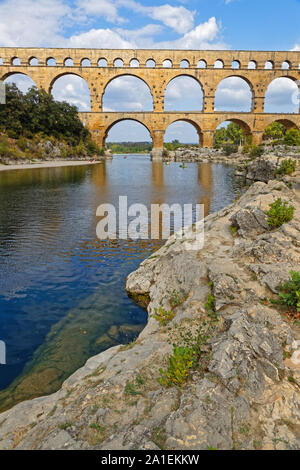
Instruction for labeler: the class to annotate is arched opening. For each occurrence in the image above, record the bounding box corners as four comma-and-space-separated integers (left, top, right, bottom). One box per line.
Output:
130, 59, 139, 67
231, 60, 240, 69
47, 57, 56, 66
180, 60, 189, 68
164, 120, 202, 147
3, 73, 37, 93
264, 77, 299, 113
214, 60, 224, 69
0, 58, 3, 66
98, 58, 107, 67
11, 57, 21, 66
248, 61, 257, 69
29, 57, 38, 66
105, 119, 153, 152
197, 60, 206, 69
146, 59, 155, 68
81, 58, 90, 67
263, 120, 300, 145
214, 120, 251, 149
163, 59, 172, 68
215, 77, 253, 112
64, 58, 74, 66
103, 75, 153, 112
164, 76, 203, 112
50, 74, 91, 112
265, 61, 274, 70
114, 58, 124, 67
282, 61, 290, 70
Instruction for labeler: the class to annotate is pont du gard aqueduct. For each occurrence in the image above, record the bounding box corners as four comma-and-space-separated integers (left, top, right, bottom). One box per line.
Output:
1, 47, 300, 156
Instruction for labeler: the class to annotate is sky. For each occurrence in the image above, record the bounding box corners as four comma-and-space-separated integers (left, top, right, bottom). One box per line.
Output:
1, 0, 300, 142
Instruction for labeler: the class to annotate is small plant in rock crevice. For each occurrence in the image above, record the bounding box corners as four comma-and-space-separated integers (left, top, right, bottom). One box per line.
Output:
264, 198, 295, 228
153, 307, 175, 326
277, 159, 296, 176
278, 271, 300, 313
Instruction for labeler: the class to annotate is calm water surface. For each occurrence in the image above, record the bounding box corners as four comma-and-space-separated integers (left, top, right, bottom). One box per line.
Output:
0, 155, 239, 410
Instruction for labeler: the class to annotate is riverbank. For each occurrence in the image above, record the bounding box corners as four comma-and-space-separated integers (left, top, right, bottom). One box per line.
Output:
0, 159, 104, 172
0, 156, 299, 450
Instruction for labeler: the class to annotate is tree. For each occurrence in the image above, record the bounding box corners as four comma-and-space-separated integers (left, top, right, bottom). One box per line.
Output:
263, 122, 286, 141
284, 128, 300, 146
0, 84, 90, 145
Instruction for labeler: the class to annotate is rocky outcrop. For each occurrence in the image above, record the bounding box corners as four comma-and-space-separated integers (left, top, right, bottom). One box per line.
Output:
0, 179, 299, 450
237, 154, 300, 184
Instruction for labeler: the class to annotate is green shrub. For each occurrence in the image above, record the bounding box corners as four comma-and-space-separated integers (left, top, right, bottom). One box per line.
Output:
277, 159, 296, 176
264, 198, 295, 228
249, 145, 264, 159
283, 128, 300, 146
158, 346, 195, 387
278, 271, 300, 312
222, 144, 238, 156
154, 307, 175, 326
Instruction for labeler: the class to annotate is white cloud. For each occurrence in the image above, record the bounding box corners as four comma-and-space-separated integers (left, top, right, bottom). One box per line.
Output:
118, 1, 195, 34
215, 77, 252, 112
67, 28, 134, 48
265, 77, 299, 113
0, 0, 70, 47
75, 0, 125, 24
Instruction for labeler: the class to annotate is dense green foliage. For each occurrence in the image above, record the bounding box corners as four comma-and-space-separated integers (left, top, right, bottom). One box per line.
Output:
278, 271, 300, 312
214, 122, 244, 147
263, 122, 300, 146
263, 122, 286, 141
284, 128, 300, 146
265, 198, 295, 228
277, 158, 297, 175
107, 141, 152, 153
0, 84, 90, 145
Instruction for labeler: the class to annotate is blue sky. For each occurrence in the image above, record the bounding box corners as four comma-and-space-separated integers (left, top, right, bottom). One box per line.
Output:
1, 0, 300, 142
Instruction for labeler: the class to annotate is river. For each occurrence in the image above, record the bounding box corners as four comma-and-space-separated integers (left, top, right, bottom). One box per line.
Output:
0, 155, 239, 411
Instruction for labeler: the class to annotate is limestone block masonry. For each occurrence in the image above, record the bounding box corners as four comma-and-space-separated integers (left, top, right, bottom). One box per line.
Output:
1, 47, 300, 150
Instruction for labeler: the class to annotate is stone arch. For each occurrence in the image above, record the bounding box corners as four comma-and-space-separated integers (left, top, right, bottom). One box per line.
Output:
214, 118, 252, 146
215, 76, 254, 112
146, 59, 155, 68
46, 57, 56, 66
163, 59, 172, 68
231, 60, 240, 69
98, 58, 107, 67
11, 57, 21, 66
64, 58, 74, 66
265, 60, 274, 70
81, 58, 91, 67
103, 118, 153, 145
164, 74, 204, 112
102, 74, 153, 112
265, 118, 299, 132
180, 59, 189, 68
114, 58, 124, 67
248, 60, 257, 69
1, 72, 37, 93
50, 73, 91, 112
197, 60, 207, 69
264, 76, 299, 113
130, 59, 139, 67
214, 59, 224, 69
164, 118, 203, 146
281, 61, 291, 70
28, 56, 38, 66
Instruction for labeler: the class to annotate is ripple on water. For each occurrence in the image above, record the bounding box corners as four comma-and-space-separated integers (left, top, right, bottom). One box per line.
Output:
0, 156, 239, 411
